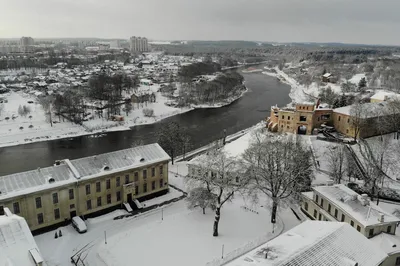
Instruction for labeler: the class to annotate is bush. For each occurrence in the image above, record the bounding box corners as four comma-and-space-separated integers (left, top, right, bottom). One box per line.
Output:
143, 108, 154, 117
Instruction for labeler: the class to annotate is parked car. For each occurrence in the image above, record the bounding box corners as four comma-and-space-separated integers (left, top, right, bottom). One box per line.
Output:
71, 216, 87, 233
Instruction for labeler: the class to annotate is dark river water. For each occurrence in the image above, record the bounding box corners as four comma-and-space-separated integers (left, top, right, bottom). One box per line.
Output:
0, 69, 291, 175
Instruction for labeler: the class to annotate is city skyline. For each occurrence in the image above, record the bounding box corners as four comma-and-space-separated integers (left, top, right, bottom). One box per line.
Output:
1, 0, 400, 45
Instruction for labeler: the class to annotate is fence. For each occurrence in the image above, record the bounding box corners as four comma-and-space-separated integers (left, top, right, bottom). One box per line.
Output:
205, 218, 284, 266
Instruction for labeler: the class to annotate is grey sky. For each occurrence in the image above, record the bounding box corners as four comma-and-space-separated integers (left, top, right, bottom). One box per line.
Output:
1, 0, 399, 45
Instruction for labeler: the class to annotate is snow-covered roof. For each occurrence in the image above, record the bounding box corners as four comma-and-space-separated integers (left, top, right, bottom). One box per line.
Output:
370, 232, 400, 255
322, 73, 332, 78
0, 208, 46, 266
228, 221, 387, 266
371, 90, 400, 101
313, 184, 400, 227
0, 144, 170, 201
334, 102, 394, 118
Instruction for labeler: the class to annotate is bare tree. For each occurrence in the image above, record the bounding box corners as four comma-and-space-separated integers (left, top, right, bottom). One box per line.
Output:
326, 144, 347, 184
39, 97, 53, 127
186, 187, 216, 214
158, 122, 181, 165
125, 101, 133, 116
350, 101, 369, 141
142, 108, 154, 117
186, 146, 247, 236
243, 136, 313, 224
0, 103, 3, 117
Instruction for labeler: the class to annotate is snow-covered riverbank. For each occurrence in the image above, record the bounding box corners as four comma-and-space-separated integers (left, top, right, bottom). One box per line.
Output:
0, 86, 248, 148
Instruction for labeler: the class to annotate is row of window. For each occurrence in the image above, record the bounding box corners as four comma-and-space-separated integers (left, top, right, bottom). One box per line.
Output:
337, 116, 351, 123
37, 208, 60, 225
191, 168, 240, 183
13, 176, 165, 214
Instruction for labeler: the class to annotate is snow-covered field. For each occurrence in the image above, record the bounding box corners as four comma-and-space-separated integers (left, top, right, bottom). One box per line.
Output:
0, 83, 247, 148
0, 91, 82, 147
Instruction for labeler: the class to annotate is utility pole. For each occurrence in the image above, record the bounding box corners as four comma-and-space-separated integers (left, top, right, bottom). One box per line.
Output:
221, 244, 224, 259
104, 231, 107, 244
161, 208, 164, 221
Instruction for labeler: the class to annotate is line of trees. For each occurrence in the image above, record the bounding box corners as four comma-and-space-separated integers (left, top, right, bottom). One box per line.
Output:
178, 62, 221, 82
177, 72, 245, 106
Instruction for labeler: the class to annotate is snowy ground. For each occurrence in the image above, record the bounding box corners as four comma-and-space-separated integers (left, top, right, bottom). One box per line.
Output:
0, 83, 247, 148
0, 91, 82, 147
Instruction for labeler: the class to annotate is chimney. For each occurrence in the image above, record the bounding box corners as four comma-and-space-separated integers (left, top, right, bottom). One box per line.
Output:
0, 206, 4, 216
379, 213, 385, 223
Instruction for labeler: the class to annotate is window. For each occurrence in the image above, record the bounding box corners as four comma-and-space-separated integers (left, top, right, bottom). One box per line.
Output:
97, 197, 102, 207
341, 214, 345, 222
357, 225, 361, 232
313, 210, 317, 218
13, 202, 20, 214
143, 183, 147, 193
116, 176, 120, 187
54, 208, 60, 220
287, 126, 290, 129
334, 209, 338, 218
70, 204, 75, 209
318, 213, 322, 221
85, 184, 91, 195
315, 194, 319, 203
159, 165, 163, 175
350, 220, 354, 227
107, 194, 111, 204
152, 181, 156, 190
328, 204, 331, 213
134, 172, 139, 182
288, 116, 291, 120
125, 175, 130, 184
346, 129, 349, 134
321, 114, 330, 121
37, 213, 44, 224
304, 202, 308, 211
87, 200, 92, 210
320, 198, 324, 207
236, 176, 240, 183
152, 167, 155, 177
52, 192, 59, 204
282, 115, 285, 119
143, 169, 147, 179
106, 179, 111, 189
116, 191, 121, 201
69, 189, 74, 200
369, 228, 374, 237
135, 185, 139, 195
96, 182, 101, 193
396, 257, 400, 266
347, 118, 350, 123
35, 197, 42, 209
338, 116, 341, 121
160, 179, 164, 188
300, 116, 307, 122
388, 226, 392, 233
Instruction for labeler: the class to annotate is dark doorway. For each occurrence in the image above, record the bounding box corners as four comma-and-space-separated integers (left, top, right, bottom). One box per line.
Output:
297, 125, 307, 135
70, 210, 77, 219
127, 193, 133, 203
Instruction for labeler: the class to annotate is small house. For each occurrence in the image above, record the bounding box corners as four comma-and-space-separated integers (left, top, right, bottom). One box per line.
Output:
322, 73, 333, 83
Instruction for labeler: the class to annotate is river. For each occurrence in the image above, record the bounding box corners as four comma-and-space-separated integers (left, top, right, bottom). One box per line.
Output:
0, 69, 291, 175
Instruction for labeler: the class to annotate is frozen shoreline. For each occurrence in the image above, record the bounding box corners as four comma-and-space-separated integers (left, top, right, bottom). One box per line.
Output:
0, 87, 248, 148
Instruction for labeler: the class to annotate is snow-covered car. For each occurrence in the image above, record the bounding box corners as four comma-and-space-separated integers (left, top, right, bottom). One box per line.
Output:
71, 216, 87, 234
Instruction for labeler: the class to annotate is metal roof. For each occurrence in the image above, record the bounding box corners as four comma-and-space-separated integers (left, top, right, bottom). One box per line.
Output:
0, 143, 170, 201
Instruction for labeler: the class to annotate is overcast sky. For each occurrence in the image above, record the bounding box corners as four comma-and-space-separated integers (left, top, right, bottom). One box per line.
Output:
1, 0, 399, 45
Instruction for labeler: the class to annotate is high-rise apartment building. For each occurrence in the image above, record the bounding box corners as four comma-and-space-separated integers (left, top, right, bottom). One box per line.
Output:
20, 36, 34, 52
129, 36, 148, 53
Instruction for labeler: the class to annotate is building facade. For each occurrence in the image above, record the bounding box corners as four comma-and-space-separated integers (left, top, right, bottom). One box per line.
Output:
20, 36, 35, 53
301, 184, 400, 265
268, 102, 333, 135
0, 144, 170, 232
129, 36, 148, 53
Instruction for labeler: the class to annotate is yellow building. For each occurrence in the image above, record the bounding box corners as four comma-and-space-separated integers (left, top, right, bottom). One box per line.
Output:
0, 143, 170, 233
301, 184, 400, 265
268, 102, 333, 135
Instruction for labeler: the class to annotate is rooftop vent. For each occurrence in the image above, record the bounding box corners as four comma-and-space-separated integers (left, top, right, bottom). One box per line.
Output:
48, 176, 55, 183
37, 167, 41, 173
140, 158, 145, 162
54, 160, 61, 166
103, 165, 110, 171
